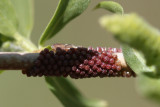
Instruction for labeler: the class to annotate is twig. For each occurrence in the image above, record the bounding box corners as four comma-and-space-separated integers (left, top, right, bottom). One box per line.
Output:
0, 52, 129, 70
0, 52, 39, 70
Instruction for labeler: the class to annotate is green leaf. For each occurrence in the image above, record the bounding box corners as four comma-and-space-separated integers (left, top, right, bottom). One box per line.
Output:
100, 13, 160, 73
45, 77, 107, 107
0, 0, 36, 52
10, 0, 34, 37
0, 70, 4, 74
137, 72, 160, 104
0, 33, 14, 47
0, 0, 18, 37
94, 1, 123, 14
44, 45, 52, 50
122, 45, 154, 74
39, 0, 90, 46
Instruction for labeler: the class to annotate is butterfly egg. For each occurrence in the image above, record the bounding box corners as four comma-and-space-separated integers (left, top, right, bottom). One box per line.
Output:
22, 45, 136, 79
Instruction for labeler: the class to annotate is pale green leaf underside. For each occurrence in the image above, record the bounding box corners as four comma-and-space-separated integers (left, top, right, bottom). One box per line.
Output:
45, 77, 107, 107
39, 0, 90, 46
94, 1, 123, 14
122, 45, 153, 74
10, 0, 34, 37
0, 0, 18, 36
100, 13, 160, 72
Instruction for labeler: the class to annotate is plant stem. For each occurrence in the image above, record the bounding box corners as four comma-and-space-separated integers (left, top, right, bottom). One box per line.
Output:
0, 52, 130, 71
0, 52, 38, 70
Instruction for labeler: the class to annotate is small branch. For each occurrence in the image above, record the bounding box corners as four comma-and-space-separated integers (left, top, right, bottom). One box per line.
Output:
0, 52, 39, 70
0, 45, 136, 78
0, 52, 130, 71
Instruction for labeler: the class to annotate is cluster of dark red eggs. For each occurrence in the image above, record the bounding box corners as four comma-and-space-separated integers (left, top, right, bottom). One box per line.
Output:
22, 46, 136, 79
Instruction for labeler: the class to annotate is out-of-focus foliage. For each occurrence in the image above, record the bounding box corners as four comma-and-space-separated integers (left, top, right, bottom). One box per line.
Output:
45, 77, 107, 107
0, 0, 18, 37
100, 14, 160, 69
10, 0, 34, 37
138, 72, 160, 103
100, 13, 160, 104
0, 0, 35, 51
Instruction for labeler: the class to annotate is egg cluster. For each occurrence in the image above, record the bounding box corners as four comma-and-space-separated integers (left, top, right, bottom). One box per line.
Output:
22, 46, 136, 78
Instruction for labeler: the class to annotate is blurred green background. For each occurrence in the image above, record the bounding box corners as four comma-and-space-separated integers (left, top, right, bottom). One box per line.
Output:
0, 0, 160, 107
